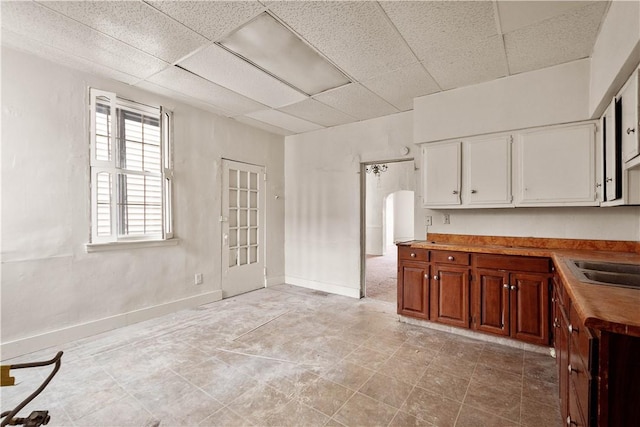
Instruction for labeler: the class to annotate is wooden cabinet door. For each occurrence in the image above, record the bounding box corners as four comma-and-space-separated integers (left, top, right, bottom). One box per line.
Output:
431, 265, 469, 328
556, 298, 570, 423
422, 142, 461, 207
516, 123, 596, 206
397, 261, 429, 320
472, 269, 509, 336
464, 135, 513, 206
620, 69, 639, 163
603, 101, 622, 201
510, 273, 550, 345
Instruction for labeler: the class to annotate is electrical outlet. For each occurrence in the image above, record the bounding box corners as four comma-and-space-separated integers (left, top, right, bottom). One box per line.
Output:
425, 215, 432, 226
443, 214, 450, 224
194, 273, 203, 285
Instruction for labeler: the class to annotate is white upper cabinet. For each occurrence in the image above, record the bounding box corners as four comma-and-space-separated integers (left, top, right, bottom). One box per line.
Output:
464, 135, 513, 207
515, 123, 597, 206
603, 101, 621, 202
620, 69, 639, 163
422, 141, 461, 207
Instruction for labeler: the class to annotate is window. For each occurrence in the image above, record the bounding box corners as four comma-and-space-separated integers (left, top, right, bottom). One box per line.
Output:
89, 89, 173, 243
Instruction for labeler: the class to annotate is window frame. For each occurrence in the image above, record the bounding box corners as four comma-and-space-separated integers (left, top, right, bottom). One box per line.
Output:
89, 88, 173, 245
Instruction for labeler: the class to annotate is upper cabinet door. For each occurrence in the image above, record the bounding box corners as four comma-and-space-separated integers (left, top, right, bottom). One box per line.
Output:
620, 69, 639, 163
464, 136, 513, 207
422, 142, 461, 207
516, 123, 597, 206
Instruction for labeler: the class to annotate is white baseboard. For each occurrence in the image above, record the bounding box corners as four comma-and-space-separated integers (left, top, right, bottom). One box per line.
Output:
266, 276, 285, 287
1, 290, 222, 361
284, 276, 361, 299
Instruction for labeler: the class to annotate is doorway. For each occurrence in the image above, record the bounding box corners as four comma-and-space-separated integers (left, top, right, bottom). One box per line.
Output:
221, 159, 266, 298
361, 160, 415, 302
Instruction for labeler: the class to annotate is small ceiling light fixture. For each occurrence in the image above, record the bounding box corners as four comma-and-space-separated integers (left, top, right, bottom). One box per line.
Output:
366, 164, 388, 177
218, 13, 350, 96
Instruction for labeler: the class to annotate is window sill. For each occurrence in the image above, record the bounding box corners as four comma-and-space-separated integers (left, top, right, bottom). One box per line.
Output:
85, 238, 179, 253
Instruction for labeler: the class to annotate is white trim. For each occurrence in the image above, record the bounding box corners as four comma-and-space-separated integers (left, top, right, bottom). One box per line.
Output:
1, 290, 222, 361
284, 276, 361, 299
85, 238, 179, 252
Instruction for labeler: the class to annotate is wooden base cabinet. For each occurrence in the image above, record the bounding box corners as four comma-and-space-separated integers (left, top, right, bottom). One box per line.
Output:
397, 247, 430, 320
431, 265, 470, 328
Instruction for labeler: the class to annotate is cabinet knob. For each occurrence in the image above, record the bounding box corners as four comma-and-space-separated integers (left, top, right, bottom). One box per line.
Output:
471, 189, 477, 194
567, 416, 578, 426
553, 318, 559, 328
568, 364, 579, 374
510, 285, 517, 291
452, 190, 459, 195
424, 274, 429, 279
447, 256, 454, 261
433, 275, 439, 280
595, 183, 602, 188
410, 253, 416, 258
568, 324, 578, 334
503, 284, 509, 288
606, 177, 613, 183
627, 127, 636, 135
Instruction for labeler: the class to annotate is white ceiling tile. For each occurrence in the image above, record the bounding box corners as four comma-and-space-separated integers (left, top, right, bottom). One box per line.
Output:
362, 63, 441, 111
40, 0, 208, 63
245, 109, 324, 134
135, 80, 233, 117
2, 29, 140, 85
178, 44, 308, 108
423, 35, 509, 91
268, 1, 416, 81
1, 1, 168, 79
146, 66, 267, 115
497, 1, 589, 33
381, 1, 498, 62
146, 0, 265, 42
313, 84, 399, 121
278, 99, 356, 128
504, 2, 608, 75
234, 115, 294, 136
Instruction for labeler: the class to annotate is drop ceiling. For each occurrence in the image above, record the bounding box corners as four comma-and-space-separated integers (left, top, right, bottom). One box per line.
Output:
1, 1, 610, 136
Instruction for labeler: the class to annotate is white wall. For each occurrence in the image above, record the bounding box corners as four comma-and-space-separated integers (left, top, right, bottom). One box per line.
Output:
589, 0, 640, 117
393, 190, 414, 243
285, 112, 414, 297
1, 48, 285, 359
365, 161, 415, 255
414, 59, 590, 143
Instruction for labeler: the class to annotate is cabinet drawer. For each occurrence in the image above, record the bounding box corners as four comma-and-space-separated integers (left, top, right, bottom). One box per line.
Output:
569, 305, 597, 372
473, 253, 552, 273
568, 381, 589, 427
431, 250, 469, 265
398, 247, 428, 262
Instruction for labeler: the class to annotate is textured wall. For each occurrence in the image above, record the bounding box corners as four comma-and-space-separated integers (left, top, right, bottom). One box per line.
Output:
1, 48, 285, 357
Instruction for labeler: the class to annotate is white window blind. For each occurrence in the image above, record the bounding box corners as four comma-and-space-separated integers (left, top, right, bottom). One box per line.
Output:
90, 88, 173, 243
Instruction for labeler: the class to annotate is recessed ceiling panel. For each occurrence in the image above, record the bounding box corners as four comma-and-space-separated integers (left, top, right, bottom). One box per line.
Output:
146, 0, 264, 42
362, 63, 441, 111
424, 35, 509, 91
219, 13, 349, 95
40, 0, 209, 63
2, 29, 140, 85
178, 44, 308, 108
381, 1, 498, 62
1, 1, 168, 79
278, 99, 357, 128
147, 66, 267, 116
234, 115, 294, 137
504, 2, 608, 75
268, 1, 416, 81
245, 109, 324, 134
497, 1, 588, 33
313, 84, 399, 121
135, 80, 233, 118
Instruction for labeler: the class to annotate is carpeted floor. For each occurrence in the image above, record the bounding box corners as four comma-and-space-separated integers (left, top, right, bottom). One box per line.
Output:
365, 246, 398, 303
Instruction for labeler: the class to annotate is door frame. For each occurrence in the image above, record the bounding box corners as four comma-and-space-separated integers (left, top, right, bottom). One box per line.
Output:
359, 158, 415, 298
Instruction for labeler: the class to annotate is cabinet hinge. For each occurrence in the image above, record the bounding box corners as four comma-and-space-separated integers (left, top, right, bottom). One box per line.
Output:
509, 135, 514, 144
263, 267, 267, 277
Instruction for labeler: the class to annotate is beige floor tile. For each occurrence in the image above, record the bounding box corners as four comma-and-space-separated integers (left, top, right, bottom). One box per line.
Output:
297, 376, 355, 416
400, 387, 461, 427
264, 399, 330, 426
522, 377, 559, 408
333, 392, 398, 427
378, 354, 429, 386
388, 410, 434, 426
226, 383, 291, 425
417, 366, 470, 402
393, 342, 439, 366
471, 364, 523, 391
72, 396, 157, 427
359, 372, 414, 409
428, 353, 477, 379
455, 404, 520, 427
198, 407, 253, 426
520, 398, 563, 427
463, 381, 521, 423
148, 387, 222, 425
343, 346, 391, 371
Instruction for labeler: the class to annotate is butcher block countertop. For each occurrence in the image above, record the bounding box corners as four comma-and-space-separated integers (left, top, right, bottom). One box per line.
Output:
401, 234, 640, 337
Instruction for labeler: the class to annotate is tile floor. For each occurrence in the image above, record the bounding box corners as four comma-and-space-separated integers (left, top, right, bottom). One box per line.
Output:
365, 246, 398, 303
1, 284, 561, 426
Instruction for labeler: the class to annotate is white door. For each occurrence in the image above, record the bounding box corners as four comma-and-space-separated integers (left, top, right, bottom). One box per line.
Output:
221, 159, 265, 298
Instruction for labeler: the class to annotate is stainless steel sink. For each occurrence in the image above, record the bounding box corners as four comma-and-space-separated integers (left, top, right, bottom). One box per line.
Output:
568, 259, 640, 290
